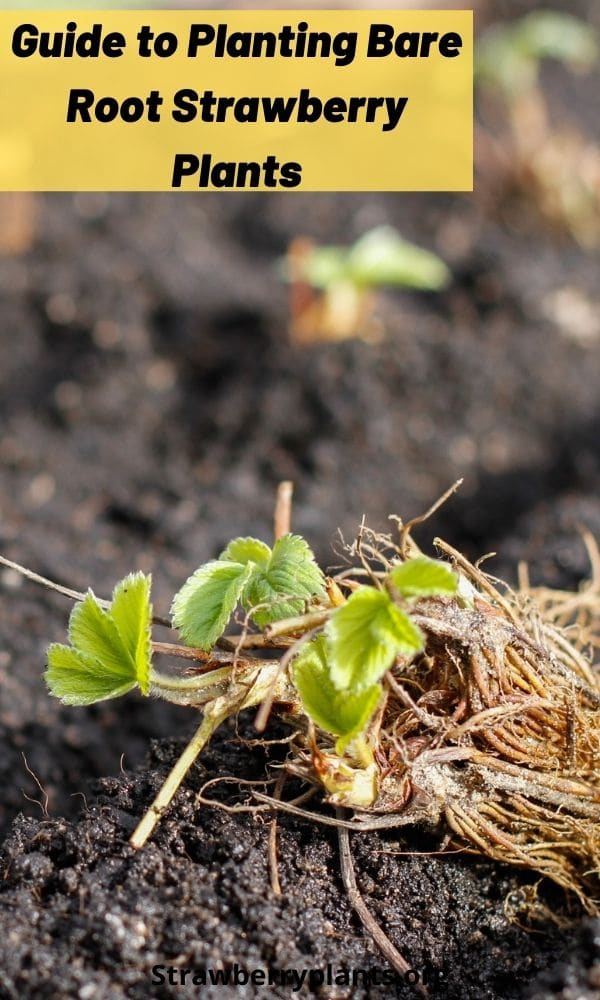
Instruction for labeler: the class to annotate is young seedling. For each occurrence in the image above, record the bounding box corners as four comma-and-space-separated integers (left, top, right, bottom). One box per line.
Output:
285, 225, 450, 344
3, 483, 600, 982
476, 11, 600, 245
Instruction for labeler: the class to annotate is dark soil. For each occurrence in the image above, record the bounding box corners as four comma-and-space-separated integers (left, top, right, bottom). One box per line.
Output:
1, 1, 600, 996
0, 718, 591, 1000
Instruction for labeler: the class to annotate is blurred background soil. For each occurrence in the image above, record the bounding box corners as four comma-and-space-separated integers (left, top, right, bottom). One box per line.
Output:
1, 1, 599, 997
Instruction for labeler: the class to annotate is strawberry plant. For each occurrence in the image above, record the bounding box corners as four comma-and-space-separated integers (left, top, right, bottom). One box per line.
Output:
3, 485, 600, 978
285, 225, 450, 343
43, 531, 456, 836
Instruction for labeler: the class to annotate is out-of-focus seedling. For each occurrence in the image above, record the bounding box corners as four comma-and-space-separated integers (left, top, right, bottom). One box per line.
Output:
476, 11, 600, 245
285, 225, 450, 344
477, 11, 597, 97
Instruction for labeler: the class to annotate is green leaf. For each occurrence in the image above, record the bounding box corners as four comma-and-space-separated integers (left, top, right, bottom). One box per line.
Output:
172, 533, 324, 644
68, 593, 132, 675
45, 572, 153, 705
326, 587, 424, 691
109, 573, 153, 695
219, 537, 271, 566
346, 226, 450, 291
390, 558, 457, 600
243, 533, 325, 628
46, 645, 138, 707
293, 636, 381, 750
171, 560, 253, 650
268, 534, 325, 598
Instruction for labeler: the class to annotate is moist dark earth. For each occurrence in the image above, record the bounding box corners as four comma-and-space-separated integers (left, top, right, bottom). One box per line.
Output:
1, 1, 600, 997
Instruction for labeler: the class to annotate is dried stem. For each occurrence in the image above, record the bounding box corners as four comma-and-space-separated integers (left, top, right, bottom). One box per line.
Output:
274, 480, 294, 540
0, 553, 172, 627
268, 773, 286, 895
394, 479, 463, 558
336, 809, 427, 995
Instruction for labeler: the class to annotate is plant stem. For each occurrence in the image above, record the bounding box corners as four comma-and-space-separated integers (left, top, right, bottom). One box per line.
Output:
0, 553, 172, 627
264, 609, 331, 639
217, 633, 291, 651
149, 665, 232, 701
350, 736, 374, 769
129, 704, 230, 850
151, 641, 210, 661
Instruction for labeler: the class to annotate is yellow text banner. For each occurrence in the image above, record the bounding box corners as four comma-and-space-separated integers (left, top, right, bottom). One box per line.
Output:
0, 10, 473, 191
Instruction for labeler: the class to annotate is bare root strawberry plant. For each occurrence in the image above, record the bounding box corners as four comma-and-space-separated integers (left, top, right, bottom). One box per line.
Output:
2, 481, 600, 983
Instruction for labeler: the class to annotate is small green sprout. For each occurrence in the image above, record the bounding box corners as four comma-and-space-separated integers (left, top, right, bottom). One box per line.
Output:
286, 226, 450, 343
475, 12, 600, 246
301, 226, 451, 294
171, 532, 325, 647
292, 635, 382, 755
477, 11, 598, 97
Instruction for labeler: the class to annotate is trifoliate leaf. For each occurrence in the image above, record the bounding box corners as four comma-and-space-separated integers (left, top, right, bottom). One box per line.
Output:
171, 560, 253, 650
390, 558, 458, 600
219, 537, 271, 566
172, 533, 324, 645
326, 586, 424, 691
293, 636, 381, 752
45, 572, 153, 706
243, 533, 325, 628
